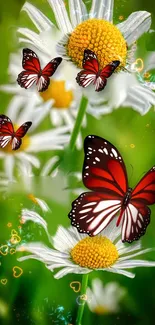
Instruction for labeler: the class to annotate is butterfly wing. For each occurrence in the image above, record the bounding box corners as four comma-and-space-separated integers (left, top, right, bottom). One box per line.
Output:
69, 135, 128, 236
131, 167, 155, 205
12, 121, 32, 150
76, 49, 99, 88
95, 60, 120, 92
120, 166, 155, 243
83, 135, 128, 197
17, 48, 41, 89
69, 192, 122, 236
37, 57, 62, 92
0, 115, 14, 148
121, 202, 150, 243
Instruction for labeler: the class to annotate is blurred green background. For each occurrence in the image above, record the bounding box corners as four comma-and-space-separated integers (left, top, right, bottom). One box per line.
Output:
1, 0, 155, 324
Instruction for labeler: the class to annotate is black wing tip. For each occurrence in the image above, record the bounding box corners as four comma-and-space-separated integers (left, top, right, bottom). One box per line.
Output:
84, 49, 94, 55
84, 134, 103, 144
17, 73, 25, 87
122, 216, 150, 244
76, 72, 82, 86
26, 121, 32, 127
112, 60, 120, 67
0, 114, 8, 119
57, 57, 63, 64
23, 47, 32, 52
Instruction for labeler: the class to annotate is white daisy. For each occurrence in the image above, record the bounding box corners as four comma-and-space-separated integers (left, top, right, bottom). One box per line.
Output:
16, 0, 155, 115
87, 278, 126, 314
17, 209, 155, 279
0, 97, 70, 179
0, 49, 85, 149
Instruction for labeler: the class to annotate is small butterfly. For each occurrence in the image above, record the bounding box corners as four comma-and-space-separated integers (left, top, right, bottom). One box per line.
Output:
17, 48, 62, 92
76, 49, 120, 92
69, 135, 155, 243
0, 115, 32, 150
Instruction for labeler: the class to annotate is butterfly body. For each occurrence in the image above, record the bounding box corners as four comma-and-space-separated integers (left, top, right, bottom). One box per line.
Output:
17, 48, 62, 92
76, 49, 120, 92
0, 115, 32, 151
69, 135, 155, 243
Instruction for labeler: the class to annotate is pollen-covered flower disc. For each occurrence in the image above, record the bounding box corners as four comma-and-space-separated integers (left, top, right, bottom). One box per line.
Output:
71, 236, 118, 269
40, 80, 74, 109
67, 19, 127, 70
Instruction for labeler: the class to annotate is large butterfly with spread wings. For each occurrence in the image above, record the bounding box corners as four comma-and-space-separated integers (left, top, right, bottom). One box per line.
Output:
0, 115, 32, 150
17, 48, 62, 92
76, 49, 120, 92
69, 135, 155, 243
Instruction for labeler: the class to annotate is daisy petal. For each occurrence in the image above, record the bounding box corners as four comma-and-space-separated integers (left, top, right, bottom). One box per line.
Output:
114, 260, 155, 268
18, 28, 51, 55
4, 155, 15, 180
47, 0, 72, 34
17, 160, 33, 178
107, 267, 135, 278
17, 243, 68, 261
22, 2, 53, 32
117, 240, 141, 255
41, 156, 59, 176
117, 11, 151, 45
0, 84, 23, 94
47, 261, 75, 270
119, 248, 153, 261
18, 254, 46, 263
124, 85, 155, 115
30, 101, 52, 131
52, 225, 78, 253
89, 0, 114, 21
35, 198, 50, 212
68, 0, 88, 27
87, 104, 113, 118
50, 110, 62, 127
6, 96, 25, 121
21, 209, 48, 232
54, 266, 90, 279
17, 152, 40, 169
16, 97, 37, 125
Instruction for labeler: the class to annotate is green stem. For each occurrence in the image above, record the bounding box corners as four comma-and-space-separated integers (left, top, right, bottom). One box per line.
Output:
69, 95, 88, 151
76, 274, 89, 325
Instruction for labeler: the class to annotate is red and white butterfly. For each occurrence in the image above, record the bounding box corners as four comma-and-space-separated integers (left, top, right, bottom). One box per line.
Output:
17, 48, 62, 92
69, 135, 155, 243
76, 49, 120, 92
0, 115, 32, 150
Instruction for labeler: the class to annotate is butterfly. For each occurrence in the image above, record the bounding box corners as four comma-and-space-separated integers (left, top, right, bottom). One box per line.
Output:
17, 48, 62, 92
76, 49, 120, 92
0, 115, 32, 150
68, 135, 155, 243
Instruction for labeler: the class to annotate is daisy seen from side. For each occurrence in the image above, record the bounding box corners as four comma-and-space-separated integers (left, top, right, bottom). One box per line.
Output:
86, 278, 126, 314
17, 208, 155, 279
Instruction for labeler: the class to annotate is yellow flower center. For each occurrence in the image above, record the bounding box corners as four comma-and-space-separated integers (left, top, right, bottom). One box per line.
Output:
0, 125, 30, 154
71, 236, 118, 269
94, 306, 110, 315
67, 19, 127, 70
40, 80, 74, 109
